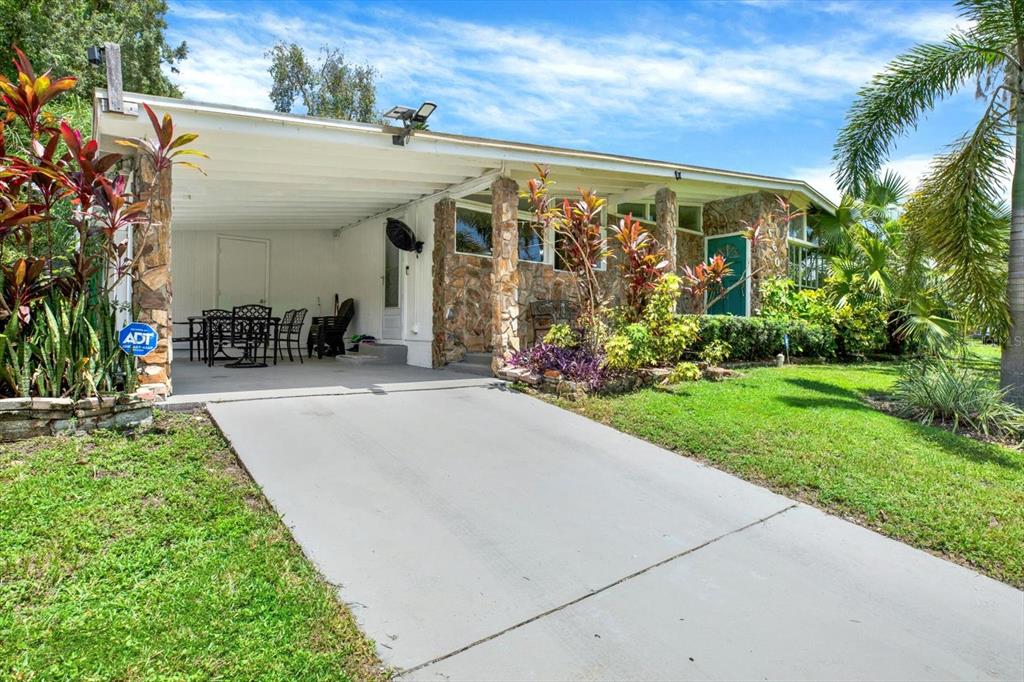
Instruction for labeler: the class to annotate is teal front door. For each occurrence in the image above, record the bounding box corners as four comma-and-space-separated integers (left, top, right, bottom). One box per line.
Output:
706, 234, 748, 316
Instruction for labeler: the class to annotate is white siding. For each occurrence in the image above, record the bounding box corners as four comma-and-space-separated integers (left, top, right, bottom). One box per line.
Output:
172, 229, 343, 342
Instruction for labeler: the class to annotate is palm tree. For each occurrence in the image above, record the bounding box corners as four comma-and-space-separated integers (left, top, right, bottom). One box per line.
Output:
833, 0, 1022, 403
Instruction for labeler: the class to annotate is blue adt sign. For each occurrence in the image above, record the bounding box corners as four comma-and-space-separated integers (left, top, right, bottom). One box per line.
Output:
119, 322, 159, 356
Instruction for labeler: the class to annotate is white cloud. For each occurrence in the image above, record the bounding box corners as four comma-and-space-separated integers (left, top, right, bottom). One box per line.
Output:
793, 154, 936, 204
794, 152, 1013, 205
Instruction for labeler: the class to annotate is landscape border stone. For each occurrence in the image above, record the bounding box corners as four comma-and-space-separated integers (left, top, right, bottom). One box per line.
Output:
0, 395, 153, 442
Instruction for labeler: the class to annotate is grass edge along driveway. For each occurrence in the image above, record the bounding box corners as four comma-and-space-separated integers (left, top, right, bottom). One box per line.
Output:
0, 411, 385, 681
567, 362, 1024, 588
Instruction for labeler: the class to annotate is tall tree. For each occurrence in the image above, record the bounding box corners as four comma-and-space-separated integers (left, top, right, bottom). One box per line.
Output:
833, 0, 1023, 404
267, 42, 377, 123
0, 0, 187, 97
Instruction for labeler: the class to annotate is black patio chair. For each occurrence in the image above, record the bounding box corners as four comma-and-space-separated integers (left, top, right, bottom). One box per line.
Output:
276, 308, 307, 363
227, 304, 272, 368
173, 317, 206, 362
307, 298, 355, 359
203, 308, 233, 366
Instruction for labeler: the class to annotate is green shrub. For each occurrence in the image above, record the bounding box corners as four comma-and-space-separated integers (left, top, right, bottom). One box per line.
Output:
543, 323, 579, 349
761, 278, 888, 358
666, 361, 701, 383
893, 358, 1022, 437
699, 339, 732, 366
642, 274, 699, 365
604, 323, 655, 371
687, 314, 837, 361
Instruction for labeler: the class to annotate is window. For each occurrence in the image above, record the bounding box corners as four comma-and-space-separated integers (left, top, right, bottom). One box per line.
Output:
455, 206, 492, 256
518, 219, 544, 263
678, 205, 702, 232
617, 203, 651, 221
789, 213, 807, 240
789, 243, 823, 289
614, 202, 703, 233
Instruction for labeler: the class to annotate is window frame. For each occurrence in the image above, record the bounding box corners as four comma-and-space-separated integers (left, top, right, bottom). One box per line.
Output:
454, 200, 494, 258
788, 242, 824, 290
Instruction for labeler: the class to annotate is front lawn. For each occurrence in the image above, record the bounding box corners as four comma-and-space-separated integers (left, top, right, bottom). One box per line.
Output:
571, 362, 1024, 587
0, 412, 382, 680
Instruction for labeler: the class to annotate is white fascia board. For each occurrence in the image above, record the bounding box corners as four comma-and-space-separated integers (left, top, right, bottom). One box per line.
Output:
97, 90, 836, 213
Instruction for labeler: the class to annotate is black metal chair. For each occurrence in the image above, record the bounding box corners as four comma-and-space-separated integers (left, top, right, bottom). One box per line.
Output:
308, 299, 355, 359
276, 308, 307, 363
227, 304, 272, 368
203, 308, 233, 366
173, 317, 206, 362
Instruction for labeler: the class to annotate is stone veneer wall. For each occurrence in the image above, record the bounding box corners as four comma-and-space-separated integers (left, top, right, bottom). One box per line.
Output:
437, 190, 792, 359
0, 396, 153, 442
675, 230, 705, 314
132, 156, 173, 395
701, 192, 788, 314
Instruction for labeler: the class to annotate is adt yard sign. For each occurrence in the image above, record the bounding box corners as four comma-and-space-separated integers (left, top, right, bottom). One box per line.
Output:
119, 322, 158, 356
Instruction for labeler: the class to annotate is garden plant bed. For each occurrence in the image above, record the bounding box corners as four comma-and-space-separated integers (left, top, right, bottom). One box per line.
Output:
863, 393, 1023, 449
549, 362, 1024, 588
0, 410, 384, 680
0, 395, 153, 442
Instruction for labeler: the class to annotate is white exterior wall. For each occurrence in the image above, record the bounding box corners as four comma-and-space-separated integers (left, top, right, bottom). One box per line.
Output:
172, 229, 344, 343
336, 202, 435, 368
172, 213, 436, 367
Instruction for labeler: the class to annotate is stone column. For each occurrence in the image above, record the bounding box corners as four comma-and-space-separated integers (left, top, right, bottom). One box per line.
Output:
132, 155, 173, 396
432, 198, 456, 368
655, 187, 678, 274
490, 176, 519, 373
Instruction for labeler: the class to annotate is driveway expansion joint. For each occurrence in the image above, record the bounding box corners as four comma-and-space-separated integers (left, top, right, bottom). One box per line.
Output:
396, 503, 799, 678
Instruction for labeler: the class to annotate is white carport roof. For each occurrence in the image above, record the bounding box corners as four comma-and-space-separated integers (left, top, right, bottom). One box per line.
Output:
93, 91, 835, 232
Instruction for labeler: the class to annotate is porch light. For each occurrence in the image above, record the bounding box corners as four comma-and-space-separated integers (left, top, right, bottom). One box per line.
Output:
384, 102, 437, 146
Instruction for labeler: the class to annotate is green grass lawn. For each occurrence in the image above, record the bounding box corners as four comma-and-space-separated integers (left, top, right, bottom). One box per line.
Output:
572, 360, 1024, 587
0, 412, 382, 681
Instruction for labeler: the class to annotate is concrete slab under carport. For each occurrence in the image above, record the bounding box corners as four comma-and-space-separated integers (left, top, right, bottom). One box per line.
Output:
207, 383, 1024, 680
165, 356, 496, 406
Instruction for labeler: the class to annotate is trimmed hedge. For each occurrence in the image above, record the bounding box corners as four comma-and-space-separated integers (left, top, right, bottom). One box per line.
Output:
686, 315, 837, 361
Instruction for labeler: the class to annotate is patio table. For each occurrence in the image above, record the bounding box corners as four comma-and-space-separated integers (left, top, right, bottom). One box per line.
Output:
190, 313, 280, 368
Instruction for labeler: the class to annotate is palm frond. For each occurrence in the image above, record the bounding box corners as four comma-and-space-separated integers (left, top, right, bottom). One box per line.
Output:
833, 35, 1003, 195
958, 0, 1024, 46
903, 106, 1012, 336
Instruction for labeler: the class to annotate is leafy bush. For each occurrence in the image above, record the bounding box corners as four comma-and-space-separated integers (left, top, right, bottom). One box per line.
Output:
761, 278, 888, 358
508, 342, 606, 389
641, 274, 699, 365
699, 339, 732, 366
604, 323, 655, 371
543, 323, 579, 349
666, 361, 701, 383
893, 358, 1022, 437
688, 314, 836, 361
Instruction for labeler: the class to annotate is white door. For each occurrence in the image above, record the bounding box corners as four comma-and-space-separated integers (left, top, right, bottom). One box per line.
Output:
382, 233, 401, 339
217, 236, 269, 309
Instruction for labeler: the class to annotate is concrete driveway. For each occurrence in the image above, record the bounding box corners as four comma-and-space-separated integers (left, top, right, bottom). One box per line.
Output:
208, 381, 1024, 681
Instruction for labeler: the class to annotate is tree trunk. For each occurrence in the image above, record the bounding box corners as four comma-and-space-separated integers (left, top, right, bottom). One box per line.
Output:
1001, 49, 1024, 406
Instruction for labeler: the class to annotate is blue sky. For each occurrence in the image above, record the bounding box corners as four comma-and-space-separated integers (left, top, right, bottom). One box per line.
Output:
165, 0, 989, 201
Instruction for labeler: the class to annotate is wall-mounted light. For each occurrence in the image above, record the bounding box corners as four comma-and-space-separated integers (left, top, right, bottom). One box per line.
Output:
384, 101, 437, 146
86, 45, 105, 66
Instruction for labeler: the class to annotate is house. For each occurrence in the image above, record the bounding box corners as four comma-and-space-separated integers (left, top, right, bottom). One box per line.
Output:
92, 91, 834, 395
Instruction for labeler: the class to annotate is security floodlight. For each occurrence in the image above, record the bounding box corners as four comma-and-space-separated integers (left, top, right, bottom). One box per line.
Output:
87, 45, 105, 66
412, 101, 436, 124
385, 102, 438, 146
